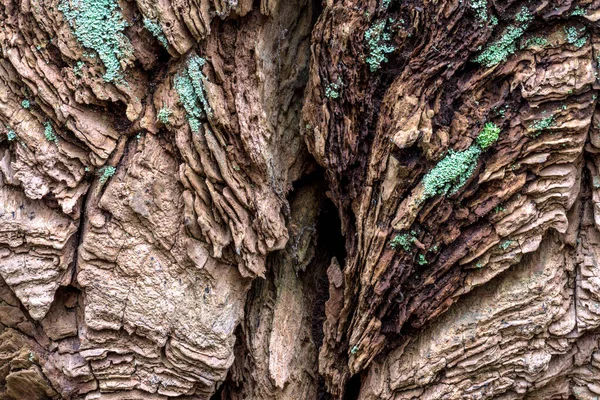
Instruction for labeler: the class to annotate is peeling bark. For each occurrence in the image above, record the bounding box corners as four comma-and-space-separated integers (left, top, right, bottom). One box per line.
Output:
3, 0, 600, 399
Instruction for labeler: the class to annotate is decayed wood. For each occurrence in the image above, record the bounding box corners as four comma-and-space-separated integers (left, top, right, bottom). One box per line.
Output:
1, 0, 600, 399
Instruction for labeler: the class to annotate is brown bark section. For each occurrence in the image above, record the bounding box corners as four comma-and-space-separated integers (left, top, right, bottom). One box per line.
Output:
1, 0, 600, 399
303, 1, 600, 397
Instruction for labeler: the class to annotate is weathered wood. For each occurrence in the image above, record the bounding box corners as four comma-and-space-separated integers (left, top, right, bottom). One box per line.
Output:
1, 0, 600, 399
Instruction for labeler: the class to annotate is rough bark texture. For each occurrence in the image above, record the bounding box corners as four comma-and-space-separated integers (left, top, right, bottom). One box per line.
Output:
2, 0, 600, 399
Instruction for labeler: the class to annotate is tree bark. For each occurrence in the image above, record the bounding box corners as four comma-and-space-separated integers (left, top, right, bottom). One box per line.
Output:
1, 0, 600, 399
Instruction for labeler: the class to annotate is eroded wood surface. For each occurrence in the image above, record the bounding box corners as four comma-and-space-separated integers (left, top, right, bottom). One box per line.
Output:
1, 0, 600, 399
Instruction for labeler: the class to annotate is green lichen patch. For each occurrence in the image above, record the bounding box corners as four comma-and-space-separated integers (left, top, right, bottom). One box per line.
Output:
530, 116, 555, 132
59, 0, 132, 83
325, 79, 343, 99
417, 254, 428, 265
44, 122, 58, 143
98, 165, 116, 183
514, 7, 532, 23
522, 36, 548, 49
325, 84, 339, 99
473, 25, 526, 67
6, 126, 16, 141
493, 105, 509, 117
470, 0, 488, 23
476, 122, 500, 150
157, 107, 172, 124
571, 6, 586, 16
143, 17, 168, 48
499, 240, 513, 250
21, 100, 30, 109
174, 56, 212, 132
564, 26, 587, 48
421, 122, 500, 200
390, 232, 417, 251
73, 60, 85, 77
422, 146, 482, 198
364, 20, 395, 72
473, 7, 533, 67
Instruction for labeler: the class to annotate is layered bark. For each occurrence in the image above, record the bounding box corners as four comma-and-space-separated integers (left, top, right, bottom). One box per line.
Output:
2, 0, 600, 399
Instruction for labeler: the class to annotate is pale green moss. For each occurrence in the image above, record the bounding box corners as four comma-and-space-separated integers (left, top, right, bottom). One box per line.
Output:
364, 20, 395, 72
21, 100, 30, 109
174, 56, 212, 132
143, 17, 168, 48
499, 240, 512, 250
477, 122, 500, 150
59, 0, 132, 82
417, 254, 428, 265
44, 122, 58, 143
571, 6, 586, 16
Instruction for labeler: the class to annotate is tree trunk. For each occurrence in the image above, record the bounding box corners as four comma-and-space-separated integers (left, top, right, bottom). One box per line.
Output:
1, 0, 599, 399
